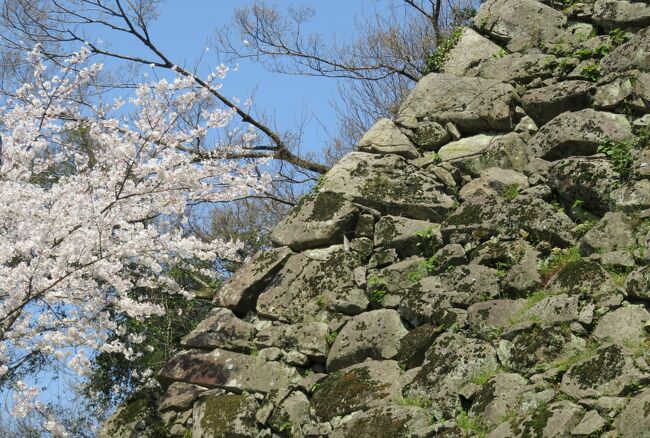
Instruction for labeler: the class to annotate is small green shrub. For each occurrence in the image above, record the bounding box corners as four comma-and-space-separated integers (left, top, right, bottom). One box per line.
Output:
325, 331, 338, 345
598, 138, 634, 179
538, 246, 581, 280
501, 183, 520, 200
609, 28, 630, 46
493, 48, 508, 59
558, 58, 575, 75
580, 63, 601, 82
368, 288, 386, 304
423, 27, 465, 74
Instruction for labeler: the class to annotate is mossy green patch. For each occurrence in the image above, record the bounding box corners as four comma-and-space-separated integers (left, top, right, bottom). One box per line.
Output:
311, 366, 390, 420
199, 394, 246, 436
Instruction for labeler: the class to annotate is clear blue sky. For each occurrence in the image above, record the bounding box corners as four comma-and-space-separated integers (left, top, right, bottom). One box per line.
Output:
95, 0, 389, 156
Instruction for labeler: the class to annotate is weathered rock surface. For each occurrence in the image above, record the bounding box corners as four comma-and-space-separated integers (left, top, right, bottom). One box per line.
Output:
326, 309, 408, 371
256, 245, 366, 323
213, 246, 293, 313
602, 26, 650, 73
442, 196, 575, 246
530, 109, 632, 160
358, 118, 419, 159
397, 74, 517, 135
474, 0, 567, 52
271, 192, 361, 251
593, 305, 650, 345
443, 27, 502, 76
521, 81, 595, 125
192, 393, 259, 438
592, 0, 650, 30
405, 333, 499, 417
319, 152, 456, 221
311, 360, 402, 421
560, 344, 645, 398
547, 157, 620, 216
158, 349, 301, 393
181, 308, 256, 352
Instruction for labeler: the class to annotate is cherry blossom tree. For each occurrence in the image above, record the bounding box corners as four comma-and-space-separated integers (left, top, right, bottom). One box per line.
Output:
0, 45, 270, 434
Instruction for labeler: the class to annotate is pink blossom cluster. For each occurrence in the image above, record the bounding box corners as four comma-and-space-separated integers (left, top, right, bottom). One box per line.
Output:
0, 47, 270, 427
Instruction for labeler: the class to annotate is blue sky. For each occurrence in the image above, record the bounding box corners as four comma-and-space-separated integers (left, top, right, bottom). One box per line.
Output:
93, 0, 388, 157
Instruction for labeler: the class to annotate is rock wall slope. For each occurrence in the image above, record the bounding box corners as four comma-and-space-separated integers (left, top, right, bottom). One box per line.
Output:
102, 0, 650, 436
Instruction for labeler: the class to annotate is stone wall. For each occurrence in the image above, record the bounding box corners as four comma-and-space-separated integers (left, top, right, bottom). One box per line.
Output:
102, 0, 650, 436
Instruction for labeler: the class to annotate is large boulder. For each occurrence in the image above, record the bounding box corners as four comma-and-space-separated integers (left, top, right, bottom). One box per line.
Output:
326, 309, 408, 371
592, 0, 650, 30
547, 157, 620, 216
319, 152, 456, 221
374, 215, 441, 258
560, 344, 645, 398
330, 405, 433, 438
192, 393, 260, 438
530, 109, 633, 160
405, 332, 499, 418
593, 305, 650, 345
602, 26, 650, 73
625, 266, 650, 300
442, 196, 575, 247
271, 191, 361, 251
213, 246, 293, 313
397, 74, 517, 135
254, 321, 329, 362
443, 27, 502, 76
439, 133, 532, 177
181, 308, 257, 352
473, 0, 567, 52
469, 373, 529, 427
521, 81, 595, 125
256, 245, 367, 323
357, 118, 419, 159
158, 349, 300, 393
478, 53, 557, 84
611, 179, 650, 212
614, 388, 650, 437
579, 212, 636, 255
311, 360, 403, 421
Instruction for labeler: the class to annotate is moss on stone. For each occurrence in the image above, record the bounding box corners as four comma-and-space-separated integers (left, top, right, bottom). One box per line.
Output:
344, 409, 413, 437
311, 366, 390, 421
200, 394, 246, 436
446, 204, 483, 226
567, 345, 625, 389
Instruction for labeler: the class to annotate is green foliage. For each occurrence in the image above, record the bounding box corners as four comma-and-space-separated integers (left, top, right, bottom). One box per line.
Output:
538, 246, 581, 280
609, 28, 630, 46
325, 331, 338, 346
312, 175, 327, 193
557, 58, 575, 75
83, 261, 218, 407
456, 408, 488, 437
416, 226, 439, 258
598, 138, 635, 179
493, 48, 508, 59
580, 63, 601, 82
575, 44, 610, 61
368, 287, 387, 304
428, 152, 442, 163
423, 27, 465, 74
500, 184, 520, 200
574, 219, 597, 239
408, 255, 440, 282
471, 366, 500, 386
395, 395, 432, 408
